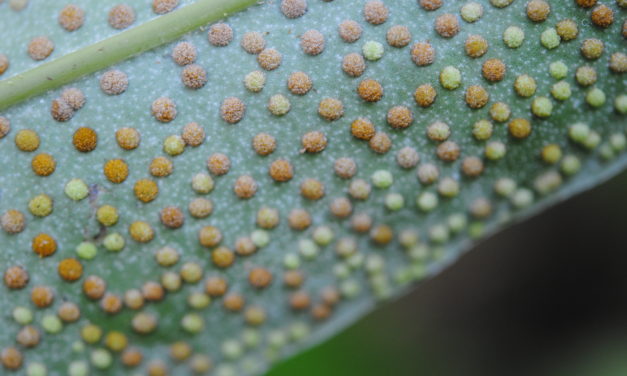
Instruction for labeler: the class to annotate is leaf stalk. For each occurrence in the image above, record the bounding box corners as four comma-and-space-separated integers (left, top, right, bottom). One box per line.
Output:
0, 0, 257, 110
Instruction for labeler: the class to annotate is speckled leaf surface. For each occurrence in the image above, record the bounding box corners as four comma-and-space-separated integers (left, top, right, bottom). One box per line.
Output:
0, 0, 625, 375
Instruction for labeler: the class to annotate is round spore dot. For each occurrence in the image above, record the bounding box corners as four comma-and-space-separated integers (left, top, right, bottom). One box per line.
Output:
586, 88, 606, 108
414, 84, 437, 107
151, 97, 177, 122
357, 79, 383, 102
256, 207, 280, 229
163, 135, 185, 157
15, 129, 40, 151
220, 97, 245, 124
615, 95, 627, 114
152, 0, 179, 14
491, 0, 515, 8
148, 157, 172, 178
287, 71, 312, 95
351, 117, 375, 140
300, 30, 325, 55
103, 233, 125, 252
472, 119, 494, 141
50, 98, 74, 122
342, 53, 366, 77
181, 122, 205, 147
244, 70, 266, 92
160, 206, 185, 229
369, 132, 392, 154
4, 266, 29, 289
556, 19, 578, 41
387, 106, 413, 129
363, 1, 388, 25
591, 4, 614, 28
187, 197, 213, 218
575, 0, 597, 8
461, 156, 484, 178
1, 348, 23, 370
318, 98, 344, 120
508, 118, 532, 139
440, 66, 461, 90
330, 197, 352, 218
240, 32, 266, 54
531, 96, 553, 118
172, 41, 197, 65
386, 25, 411, 47
551, 81, 572, 101
426, 121, 450, 141
0, 117, 9, 139
371, 170, 393, 189
485, 141, 506, 160
339, 20, 362, 42
288, 209, 311, 231
396, 147, 419, 168
549, 61, 568, 79
465, 85, 489, 109
541, 28, 560, 50
133, 179, 159, 202
349, 180, 372, 200
609, 53, 627, 73
181, 64, 207, 89
207, 153, 231, 175
434, 14, 459, 38
100, 70, 128, 95
73, 127, 98, 152
490, 102, 511, 122
65, 179, 89, 201
465, 34, 488, 58
148, 156, 174, 178
576, 66, 597, 87
116, 128, 140, 150
208, 23, 233, 47
281, 0, 307, 18
436, 141, 461, 162
1, 210, 26, 235
59, 4, 85, 31
268, 94, 291, 116
257, 48, 282, 70
61, 88, 85, 110
252, 133, 276, 155
0, 54, 9, 76
482, 59, 506, 82
334, 157, 357, 178
108, 4, 135, 29
28, 36, 54, 61
300, 179, 325, 200
580, 38, 604, 60
191, 173, 214, 194
527, 0, 550, 22
461, 2, 483, 22
420, 0, 442, 10
503, 26, 524, 48
301, 131, 327, 153
416, 163, 440, 185
362, 41, 384, 61
269, 159, 294, 182
514, 74, 536, 97
32, 153, 57, 176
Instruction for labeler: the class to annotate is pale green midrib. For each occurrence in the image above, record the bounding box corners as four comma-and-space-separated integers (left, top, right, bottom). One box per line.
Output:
0, 0, 258, 111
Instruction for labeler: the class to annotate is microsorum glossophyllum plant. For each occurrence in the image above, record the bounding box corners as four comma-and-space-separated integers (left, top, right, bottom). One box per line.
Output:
0, 0, 625, 374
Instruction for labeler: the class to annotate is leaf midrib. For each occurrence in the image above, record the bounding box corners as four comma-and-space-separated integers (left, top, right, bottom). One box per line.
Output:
0, 0, 257, 111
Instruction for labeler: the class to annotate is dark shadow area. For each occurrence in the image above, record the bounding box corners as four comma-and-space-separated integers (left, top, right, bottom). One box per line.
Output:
270, 170, 627, 376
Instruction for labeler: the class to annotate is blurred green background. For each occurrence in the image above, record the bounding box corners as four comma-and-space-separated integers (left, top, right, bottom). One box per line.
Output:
269, 170, 627, 376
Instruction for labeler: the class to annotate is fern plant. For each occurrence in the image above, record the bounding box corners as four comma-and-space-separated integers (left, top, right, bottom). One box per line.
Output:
0, 0, 625, 375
